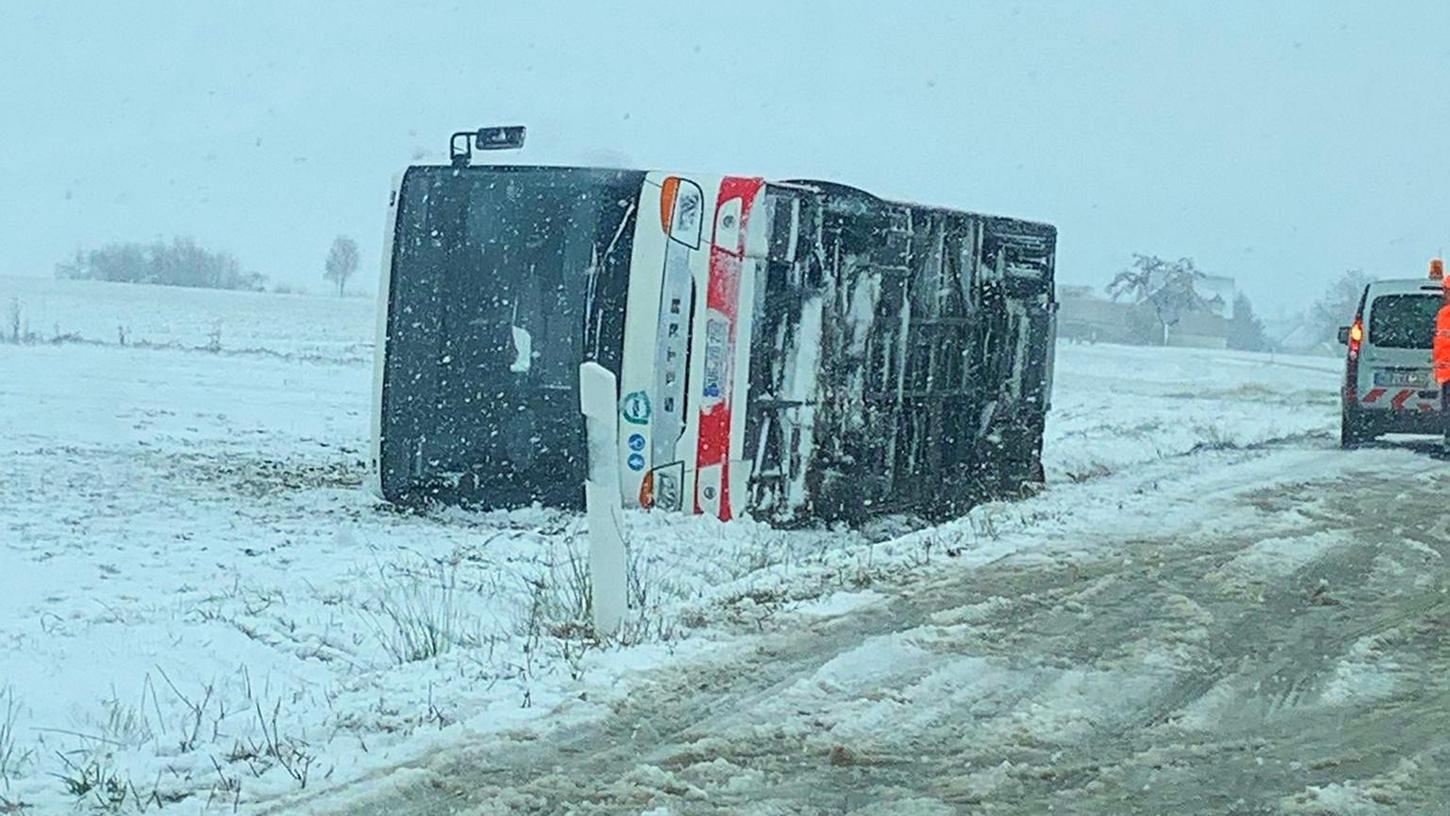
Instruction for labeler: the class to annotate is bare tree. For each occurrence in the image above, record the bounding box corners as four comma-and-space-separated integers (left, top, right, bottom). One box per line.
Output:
324, 236, 360, 296
1309, 269, 1375, 343
1227, 292, 1270, 352
1108, 254, 1209, 345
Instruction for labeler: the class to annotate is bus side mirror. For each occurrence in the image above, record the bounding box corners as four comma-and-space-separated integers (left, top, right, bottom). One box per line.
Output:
1337, 326, 1350, 345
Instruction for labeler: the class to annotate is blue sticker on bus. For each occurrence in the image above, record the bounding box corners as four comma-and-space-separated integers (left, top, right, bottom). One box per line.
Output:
621, 390, 651, 424
627, 433, 645, 452
627, 452, 646, 471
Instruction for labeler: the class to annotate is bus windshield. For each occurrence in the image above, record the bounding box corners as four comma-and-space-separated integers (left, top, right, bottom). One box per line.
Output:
379, 165, 644, 507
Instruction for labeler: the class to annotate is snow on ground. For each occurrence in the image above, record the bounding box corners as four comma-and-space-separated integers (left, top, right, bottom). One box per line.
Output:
0, 275, 1403, 814
299, 440, 1449, 815
1, 275, 376, 362
1045, 338, 1341, 480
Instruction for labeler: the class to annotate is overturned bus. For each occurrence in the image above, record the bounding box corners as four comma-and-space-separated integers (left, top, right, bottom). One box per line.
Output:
370, 128, 1058, 524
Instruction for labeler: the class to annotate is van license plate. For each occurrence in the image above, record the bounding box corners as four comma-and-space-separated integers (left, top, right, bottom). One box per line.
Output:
1374, 370, 1429, 388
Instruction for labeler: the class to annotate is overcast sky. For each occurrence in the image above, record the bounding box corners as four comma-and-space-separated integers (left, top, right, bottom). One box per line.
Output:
3, 0, 1449, 314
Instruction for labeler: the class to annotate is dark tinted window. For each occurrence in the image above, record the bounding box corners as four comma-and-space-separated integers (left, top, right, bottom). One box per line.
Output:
1368, 294, 1440, 349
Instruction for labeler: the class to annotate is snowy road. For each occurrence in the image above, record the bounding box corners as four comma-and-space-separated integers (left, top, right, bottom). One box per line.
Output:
278, 442, 1450, 815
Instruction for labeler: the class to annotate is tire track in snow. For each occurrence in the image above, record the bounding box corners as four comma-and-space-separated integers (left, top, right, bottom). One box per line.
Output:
273, 445, 1450, 815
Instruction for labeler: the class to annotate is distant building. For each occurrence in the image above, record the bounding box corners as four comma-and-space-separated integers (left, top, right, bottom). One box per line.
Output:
1196, 274, 1236, 320
1166, 310, 1229, 349
1057, 286, 1135, 344
1058, 274, 1236, 349
1265, 315, 1337, 356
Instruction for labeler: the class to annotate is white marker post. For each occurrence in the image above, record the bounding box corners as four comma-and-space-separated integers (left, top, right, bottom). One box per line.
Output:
579, 362, 628, 637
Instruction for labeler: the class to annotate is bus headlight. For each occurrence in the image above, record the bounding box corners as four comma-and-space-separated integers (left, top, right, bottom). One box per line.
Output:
659, 177, 704, 249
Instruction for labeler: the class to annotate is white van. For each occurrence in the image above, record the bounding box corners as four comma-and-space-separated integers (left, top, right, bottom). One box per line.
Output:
1339, 274, 1445, 447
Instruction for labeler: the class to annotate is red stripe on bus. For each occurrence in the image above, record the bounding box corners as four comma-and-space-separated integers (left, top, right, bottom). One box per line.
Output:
695, 177, 763, 520
1390, 389, 1413, 410
1362, 388, 1386, 404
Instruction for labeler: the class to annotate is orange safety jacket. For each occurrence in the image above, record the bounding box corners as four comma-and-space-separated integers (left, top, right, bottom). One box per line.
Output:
1435, 298, 1450, 386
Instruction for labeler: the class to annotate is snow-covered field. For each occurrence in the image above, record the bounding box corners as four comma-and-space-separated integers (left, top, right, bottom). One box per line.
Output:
3, 276, 1445, 814
1, 275, 375, 362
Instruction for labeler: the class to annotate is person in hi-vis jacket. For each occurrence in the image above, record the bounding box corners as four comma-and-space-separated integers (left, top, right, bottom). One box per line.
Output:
1434, 270, 1450, 451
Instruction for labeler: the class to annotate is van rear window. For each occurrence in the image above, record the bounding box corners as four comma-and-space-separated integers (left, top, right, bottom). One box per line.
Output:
1368, 294, 1441, 349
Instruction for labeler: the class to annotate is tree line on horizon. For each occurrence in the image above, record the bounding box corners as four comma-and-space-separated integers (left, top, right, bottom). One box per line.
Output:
54, 235, 362, 295
55, 237, 266, 291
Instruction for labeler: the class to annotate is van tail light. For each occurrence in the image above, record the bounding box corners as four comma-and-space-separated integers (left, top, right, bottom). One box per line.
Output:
1344, 319, 1363, 404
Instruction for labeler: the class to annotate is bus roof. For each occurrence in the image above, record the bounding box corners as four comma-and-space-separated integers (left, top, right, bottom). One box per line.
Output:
407, 162, 1054, 233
